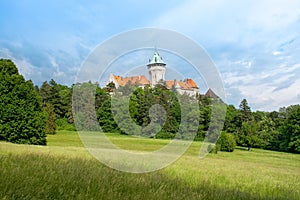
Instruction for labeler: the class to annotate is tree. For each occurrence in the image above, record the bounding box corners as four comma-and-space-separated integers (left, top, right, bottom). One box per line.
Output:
239, 98, 252, 122
251, 111, 280, 149
223, 104, 239, 133
49, 79, 65, 118
240, 120, 259, 151
96, 85, 121, 133
235, 99, 257, 150
279, 105, 300, 153
39, 81, 52, 104
0, 59, 47, 145
45, 103, 56, 134
73, 82, 99, 131
196, 97, 212, 141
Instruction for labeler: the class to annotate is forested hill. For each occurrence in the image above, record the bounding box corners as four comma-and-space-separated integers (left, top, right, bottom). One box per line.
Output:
0, 59, 299, 153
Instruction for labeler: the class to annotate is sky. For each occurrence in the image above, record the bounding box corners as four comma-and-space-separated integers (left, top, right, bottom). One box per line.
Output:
0, 0, 300, 111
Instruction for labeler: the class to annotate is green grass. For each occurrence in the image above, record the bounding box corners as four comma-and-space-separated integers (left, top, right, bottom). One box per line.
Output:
1, 130, 300, 199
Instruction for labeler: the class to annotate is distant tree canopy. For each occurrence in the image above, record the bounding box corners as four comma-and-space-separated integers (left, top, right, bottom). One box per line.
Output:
0, 59, 47, 145
1, 58, 300, 153
279, 105, 300, 153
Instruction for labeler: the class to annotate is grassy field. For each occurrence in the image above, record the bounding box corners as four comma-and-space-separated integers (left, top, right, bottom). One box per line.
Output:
0, 130, 300, 199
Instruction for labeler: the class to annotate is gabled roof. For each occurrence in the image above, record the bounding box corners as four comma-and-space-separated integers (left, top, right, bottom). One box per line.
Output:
113, 75, 150, 86
186, 79, 198, 88
205, 88, 218, 98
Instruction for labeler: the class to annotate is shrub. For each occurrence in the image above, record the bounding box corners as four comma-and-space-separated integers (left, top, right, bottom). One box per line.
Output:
56, 118, 76, 131
217, 131, 236, 152
155, 131, 175, 139
208, 144, 221, 154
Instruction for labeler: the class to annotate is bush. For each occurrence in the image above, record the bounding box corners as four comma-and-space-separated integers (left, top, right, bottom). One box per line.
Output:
208, 144, 221, 154
217, 131, 236, 152
155, 131, 175, 139
56, 118, 76, 131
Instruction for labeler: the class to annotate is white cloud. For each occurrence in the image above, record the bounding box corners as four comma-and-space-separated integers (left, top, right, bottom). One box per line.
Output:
223, 63, 300, 111
151, 0, 300, 110
273, 51, 281, 56
0, 47, 80, 85
238, 78, 300, 111
1, 1, 299, 111
0, 48, 36, 79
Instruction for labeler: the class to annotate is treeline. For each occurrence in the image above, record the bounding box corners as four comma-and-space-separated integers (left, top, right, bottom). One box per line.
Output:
224, 99, 300, 153
36, 79, 300, 154
0, 59, 299, 153
56, 81, 300, 154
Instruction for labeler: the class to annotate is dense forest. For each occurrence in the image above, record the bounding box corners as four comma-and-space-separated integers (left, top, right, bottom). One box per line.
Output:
1, 59, 299, 153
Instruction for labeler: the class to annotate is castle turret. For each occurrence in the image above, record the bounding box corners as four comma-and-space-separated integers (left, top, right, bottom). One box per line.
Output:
147, 50, 166, 86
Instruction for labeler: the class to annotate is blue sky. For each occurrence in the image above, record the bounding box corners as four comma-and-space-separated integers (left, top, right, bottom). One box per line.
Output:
0, 0, 300, 111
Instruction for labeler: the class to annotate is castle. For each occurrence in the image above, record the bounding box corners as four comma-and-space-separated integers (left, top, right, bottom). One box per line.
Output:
107, 50, 216, 97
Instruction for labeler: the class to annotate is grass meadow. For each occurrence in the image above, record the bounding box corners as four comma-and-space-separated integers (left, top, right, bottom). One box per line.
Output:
0, 130, 299, 199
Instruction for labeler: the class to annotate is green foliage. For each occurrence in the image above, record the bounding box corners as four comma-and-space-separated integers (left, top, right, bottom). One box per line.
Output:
196, 97, 212, 141
0, 59, 18, 75
239, 120, 259, 151
0, 59, 47, 145
107, 85, 183, 138
279, 105, 300, 153
39, 81, 52, 104
72, 82, 100, 131
39, 79, 71, 119
217, 132, 236, 152
205, 102, 227, 143
223, 105, 239, 133
97, 92, 120, 133
2, 63, 297, 155
155, 130, 175, 139
208, 143, 220, 154
45, 103, 56, 134
56, 118, 76, 131
239, 98, 252, 122
235, 99, 256, 150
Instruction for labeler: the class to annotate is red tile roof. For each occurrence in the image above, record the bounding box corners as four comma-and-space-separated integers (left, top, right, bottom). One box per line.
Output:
112, 75, 198, 92
113, 75, 150, 86
165, 80, 175, 89
186, 78, 198, 88
165, 79, 199, 90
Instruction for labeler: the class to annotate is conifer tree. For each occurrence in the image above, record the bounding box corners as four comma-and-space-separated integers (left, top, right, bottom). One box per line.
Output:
0, 59, 47, 145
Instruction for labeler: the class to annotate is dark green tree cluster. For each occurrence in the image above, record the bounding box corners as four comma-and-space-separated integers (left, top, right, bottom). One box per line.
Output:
223, 99, 300, 153
277, 105, 300, 153
96, 83, 214, 140
0, 59, 46, 145
37, 79, 73, 133
69, 81, 300, 154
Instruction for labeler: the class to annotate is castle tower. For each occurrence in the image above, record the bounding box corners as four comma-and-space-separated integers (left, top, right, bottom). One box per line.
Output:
147, 50, 166, 86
